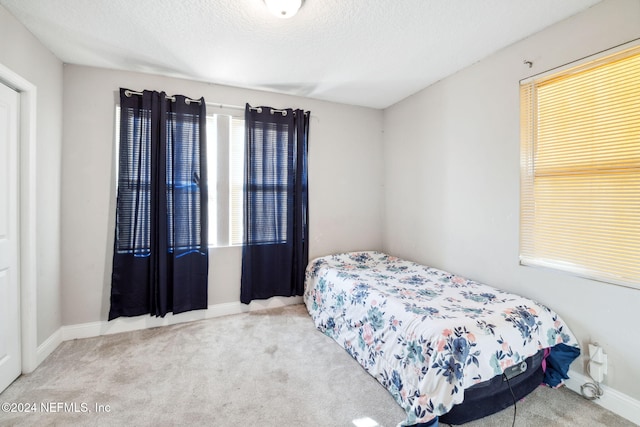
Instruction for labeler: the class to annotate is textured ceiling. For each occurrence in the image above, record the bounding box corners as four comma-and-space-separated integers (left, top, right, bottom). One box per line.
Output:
0, 0, 601, 108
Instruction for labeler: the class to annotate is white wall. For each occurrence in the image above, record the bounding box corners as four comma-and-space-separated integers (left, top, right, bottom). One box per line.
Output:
8, 0, 638, 413
382, 0, 640, 401
0, 6, 63, 346
61, 65, 384, 325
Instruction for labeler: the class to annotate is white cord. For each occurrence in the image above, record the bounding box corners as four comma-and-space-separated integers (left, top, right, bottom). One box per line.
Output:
581, 357, 604, 400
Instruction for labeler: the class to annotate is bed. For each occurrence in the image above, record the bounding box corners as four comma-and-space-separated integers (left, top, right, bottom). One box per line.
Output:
303, 252, 580, 426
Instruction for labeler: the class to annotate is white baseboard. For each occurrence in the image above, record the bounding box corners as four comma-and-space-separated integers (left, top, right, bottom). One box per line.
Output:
35, 329, 62, 369
60, 296, 303, 341
33, 296, 302, 375
564, 369, 640, 425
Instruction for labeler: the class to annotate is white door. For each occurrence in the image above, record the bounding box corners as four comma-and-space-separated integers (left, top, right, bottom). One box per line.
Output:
0, 82, 20, 393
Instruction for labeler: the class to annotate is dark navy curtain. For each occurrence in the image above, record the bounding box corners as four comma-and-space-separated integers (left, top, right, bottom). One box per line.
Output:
240, 105, 309, 304
109, 88, 208, 320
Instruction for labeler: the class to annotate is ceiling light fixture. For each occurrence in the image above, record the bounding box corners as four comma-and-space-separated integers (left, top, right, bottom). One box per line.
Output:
264, 0, 303, 19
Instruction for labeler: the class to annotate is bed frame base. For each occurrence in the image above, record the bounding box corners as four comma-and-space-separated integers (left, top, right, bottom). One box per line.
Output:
438, 350, 545, 425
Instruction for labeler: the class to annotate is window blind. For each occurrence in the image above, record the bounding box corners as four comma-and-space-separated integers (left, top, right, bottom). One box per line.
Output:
229, 117, 245, 245
520, 44, 640, 289
206, 112, 245, 247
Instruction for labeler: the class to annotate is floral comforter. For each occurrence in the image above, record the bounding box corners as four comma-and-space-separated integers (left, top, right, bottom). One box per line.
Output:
303, 252, 580, 426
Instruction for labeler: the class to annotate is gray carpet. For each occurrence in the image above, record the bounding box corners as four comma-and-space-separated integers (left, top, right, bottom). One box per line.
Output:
0, 304, 634, 427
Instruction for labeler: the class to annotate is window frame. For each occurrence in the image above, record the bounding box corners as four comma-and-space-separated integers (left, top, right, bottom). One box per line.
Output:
206, 108, 245, 248
519, 40, 640, 290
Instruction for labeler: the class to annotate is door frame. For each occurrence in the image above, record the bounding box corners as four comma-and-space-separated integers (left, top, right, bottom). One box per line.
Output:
0, 62, 38, 374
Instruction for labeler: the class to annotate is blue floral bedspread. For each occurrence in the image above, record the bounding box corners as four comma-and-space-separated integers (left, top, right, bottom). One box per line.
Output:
303, 252, 580, 426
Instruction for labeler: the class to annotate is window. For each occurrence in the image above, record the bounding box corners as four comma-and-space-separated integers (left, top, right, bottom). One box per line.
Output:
114, 105, 151, 256
207, 110, 245, 247
114, 96, 207, 256
520, 43, 640, 289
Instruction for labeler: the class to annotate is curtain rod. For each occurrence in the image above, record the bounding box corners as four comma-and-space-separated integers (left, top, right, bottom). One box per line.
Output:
124, 90, 307, 116
124, 92, 247, 111
206, 102, 261, 112
207, 102, 309, 117
520, 36, 640, 83
123, 89, 203, 105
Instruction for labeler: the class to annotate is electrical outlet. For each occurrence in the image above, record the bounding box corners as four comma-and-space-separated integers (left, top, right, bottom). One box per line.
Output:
589, 360, 606, 382
589, 343, 606, 364
588, 343, 607, 382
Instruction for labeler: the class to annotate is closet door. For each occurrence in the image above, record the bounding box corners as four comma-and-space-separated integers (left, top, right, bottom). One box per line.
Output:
0, 81, 21, 393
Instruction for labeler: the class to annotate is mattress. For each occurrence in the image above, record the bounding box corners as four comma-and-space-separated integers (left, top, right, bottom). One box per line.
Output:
303, 252, 580, 426
438, 349, 544, 424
